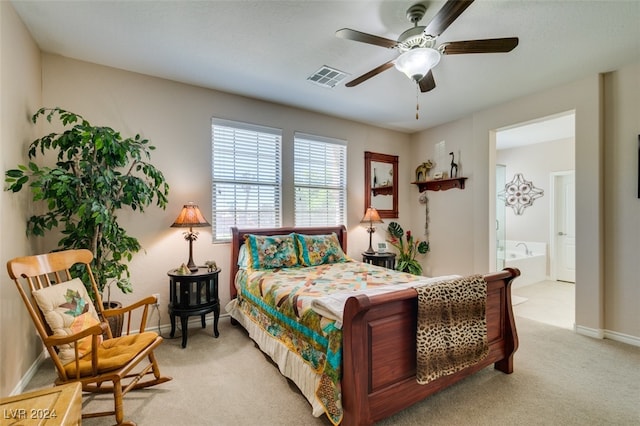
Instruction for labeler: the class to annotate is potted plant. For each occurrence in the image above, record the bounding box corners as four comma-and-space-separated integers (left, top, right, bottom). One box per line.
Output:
5, 107, 169, 333
386, 222, 429, 275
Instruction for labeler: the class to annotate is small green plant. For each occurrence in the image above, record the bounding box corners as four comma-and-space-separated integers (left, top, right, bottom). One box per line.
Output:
386, 221, 429, 275
5, 107, 169, 301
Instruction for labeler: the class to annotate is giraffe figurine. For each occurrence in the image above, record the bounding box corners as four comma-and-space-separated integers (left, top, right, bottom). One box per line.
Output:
449, 152, 458, 178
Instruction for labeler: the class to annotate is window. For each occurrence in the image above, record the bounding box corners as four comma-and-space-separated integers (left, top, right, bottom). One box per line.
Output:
211, 118, 282, 241
294, 133, 347, 227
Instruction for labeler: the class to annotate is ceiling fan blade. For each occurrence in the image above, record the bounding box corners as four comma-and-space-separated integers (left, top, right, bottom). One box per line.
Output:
345, 61, 395, 87
336, 28, 398, 49
424, 0, 474, 37
419, 70, 436, 93
441, 37, 519, 54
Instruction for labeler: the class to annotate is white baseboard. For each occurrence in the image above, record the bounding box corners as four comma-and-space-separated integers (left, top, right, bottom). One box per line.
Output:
575, 324, 640, 347
11, 350, 48, 396
604, 329, 640, 347
575, 325, 604, 339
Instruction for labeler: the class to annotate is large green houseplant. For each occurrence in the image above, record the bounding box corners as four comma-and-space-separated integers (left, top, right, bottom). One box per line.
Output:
5, 107, 169, 303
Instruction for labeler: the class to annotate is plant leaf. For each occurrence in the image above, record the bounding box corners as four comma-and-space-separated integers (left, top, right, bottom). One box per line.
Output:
6, 107, 170, 297
387, 222, 404, 238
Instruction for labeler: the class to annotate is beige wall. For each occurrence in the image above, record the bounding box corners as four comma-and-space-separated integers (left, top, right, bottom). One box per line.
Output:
0, 1, 43, 396
39, 53, 411, 313
410, 65, 639, 342
1, 49, 411, 395
2, 0, 638, 396
497, 137, 575, 246
603, 62, 640, 339
407, 116, 476, 278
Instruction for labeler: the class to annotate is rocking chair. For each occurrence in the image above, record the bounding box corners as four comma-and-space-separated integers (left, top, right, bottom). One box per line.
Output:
7, 249, 172, 426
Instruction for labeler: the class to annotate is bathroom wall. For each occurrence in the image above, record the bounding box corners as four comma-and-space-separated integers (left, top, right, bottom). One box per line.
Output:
497, 136, 575, 273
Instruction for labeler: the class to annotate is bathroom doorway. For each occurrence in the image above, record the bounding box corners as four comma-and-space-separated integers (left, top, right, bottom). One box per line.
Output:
493, 111, 576, 328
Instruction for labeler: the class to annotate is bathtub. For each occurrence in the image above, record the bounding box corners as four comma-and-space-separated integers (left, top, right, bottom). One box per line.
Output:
498, 241, 547, 288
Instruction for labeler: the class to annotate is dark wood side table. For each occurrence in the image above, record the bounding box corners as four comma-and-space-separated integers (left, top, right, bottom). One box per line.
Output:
362, 252, 396, 270
167, 267, 220, 348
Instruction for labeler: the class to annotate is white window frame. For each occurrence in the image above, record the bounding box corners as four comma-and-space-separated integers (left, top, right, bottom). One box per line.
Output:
211, 118, 282, 242
293, 132, 347, 227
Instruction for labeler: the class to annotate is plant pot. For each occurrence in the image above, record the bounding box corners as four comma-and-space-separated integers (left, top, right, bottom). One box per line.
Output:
103, 301, 124, 338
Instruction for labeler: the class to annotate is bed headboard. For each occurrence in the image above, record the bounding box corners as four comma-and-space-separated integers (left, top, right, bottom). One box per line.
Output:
229, 225, 347, 299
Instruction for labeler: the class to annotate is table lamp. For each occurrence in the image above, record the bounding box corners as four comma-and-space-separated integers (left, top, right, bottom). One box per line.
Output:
360, 206, 383, 254
171, 202, 210, 272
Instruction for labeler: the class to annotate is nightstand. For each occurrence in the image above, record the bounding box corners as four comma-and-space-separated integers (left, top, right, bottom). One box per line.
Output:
362, 252, 396, 270
167, 267, 220, 348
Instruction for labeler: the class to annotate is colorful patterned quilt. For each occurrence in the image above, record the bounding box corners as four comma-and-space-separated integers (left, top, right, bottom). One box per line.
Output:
235, 260, 429, 425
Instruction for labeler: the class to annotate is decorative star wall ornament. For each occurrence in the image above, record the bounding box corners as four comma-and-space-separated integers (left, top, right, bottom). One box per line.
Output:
498, 173, 544, 215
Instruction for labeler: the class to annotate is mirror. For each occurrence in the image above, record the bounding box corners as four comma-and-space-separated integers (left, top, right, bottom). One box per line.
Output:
365, 151, 398, 218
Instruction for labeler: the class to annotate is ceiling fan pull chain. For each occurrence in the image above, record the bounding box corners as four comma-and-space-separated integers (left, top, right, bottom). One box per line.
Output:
415, 82, 420, 120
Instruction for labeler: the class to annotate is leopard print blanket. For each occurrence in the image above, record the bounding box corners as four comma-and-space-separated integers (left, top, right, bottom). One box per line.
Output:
415, 274, 488, 385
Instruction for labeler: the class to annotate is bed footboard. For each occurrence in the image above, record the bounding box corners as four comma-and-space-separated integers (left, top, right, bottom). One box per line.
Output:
341, 268, 520, 426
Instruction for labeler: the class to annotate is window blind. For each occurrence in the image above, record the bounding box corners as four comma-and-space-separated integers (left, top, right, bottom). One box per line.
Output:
212, 118, 282, 241
294, 132, 347, 227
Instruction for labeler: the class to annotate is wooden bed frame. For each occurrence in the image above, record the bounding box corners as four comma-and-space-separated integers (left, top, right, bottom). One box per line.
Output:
230, 226, 520, 426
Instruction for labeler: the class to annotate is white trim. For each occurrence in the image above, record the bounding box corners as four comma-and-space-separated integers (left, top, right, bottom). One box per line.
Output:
576, 325, 640, 347
575, 324, 604, 339
604, 329, 640, 347
294, 132, 346, 146
212, 117, 281, 136
11, 350, 48, 396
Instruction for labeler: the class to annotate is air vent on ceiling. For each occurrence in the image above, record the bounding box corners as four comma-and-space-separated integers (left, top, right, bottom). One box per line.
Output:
307, 65, 348, 88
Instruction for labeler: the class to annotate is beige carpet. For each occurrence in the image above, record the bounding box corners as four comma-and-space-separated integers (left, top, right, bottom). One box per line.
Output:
24, 287, 639, 425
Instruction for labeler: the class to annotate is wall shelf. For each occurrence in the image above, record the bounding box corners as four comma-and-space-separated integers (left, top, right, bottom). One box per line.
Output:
412, 177, 467, 192
371, 185, 393, 196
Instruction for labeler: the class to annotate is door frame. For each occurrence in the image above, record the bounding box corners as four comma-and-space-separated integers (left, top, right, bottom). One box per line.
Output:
549, 170, 575, 281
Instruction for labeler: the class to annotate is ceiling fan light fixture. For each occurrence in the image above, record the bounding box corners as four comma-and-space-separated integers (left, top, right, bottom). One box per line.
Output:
394, 47, 441, 82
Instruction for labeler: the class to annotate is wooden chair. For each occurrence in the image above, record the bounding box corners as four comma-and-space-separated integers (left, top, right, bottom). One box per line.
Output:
7, 249, 172, 426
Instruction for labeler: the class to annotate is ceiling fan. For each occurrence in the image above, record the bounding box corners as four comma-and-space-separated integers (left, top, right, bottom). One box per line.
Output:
336, 0, 519, 93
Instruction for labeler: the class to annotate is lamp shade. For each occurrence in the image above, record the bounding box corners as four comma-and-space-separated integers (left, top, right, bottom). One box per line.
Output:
171, 202, 209, 272
171, 202, 210, 228
361, 207, 383, 254
360, 207, 383, 225
394, 47, 441, 82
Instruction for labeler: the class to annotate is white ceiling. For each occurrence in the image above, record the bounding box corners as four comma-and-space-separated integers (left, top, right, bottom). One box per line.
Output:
11, 0, 640, 134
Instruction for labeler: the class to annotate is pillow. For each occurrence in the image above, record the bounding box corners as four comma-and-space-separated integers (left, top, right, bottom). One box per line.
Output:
32, 277, 101, 365
237, 245, 249, 269
295, 233, 349, 267
245, 233, 299, 270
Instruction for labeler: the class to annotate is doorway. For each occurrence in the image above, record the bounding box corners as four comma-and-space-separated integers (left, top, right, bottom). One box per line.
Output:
493, 111, 575, 328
